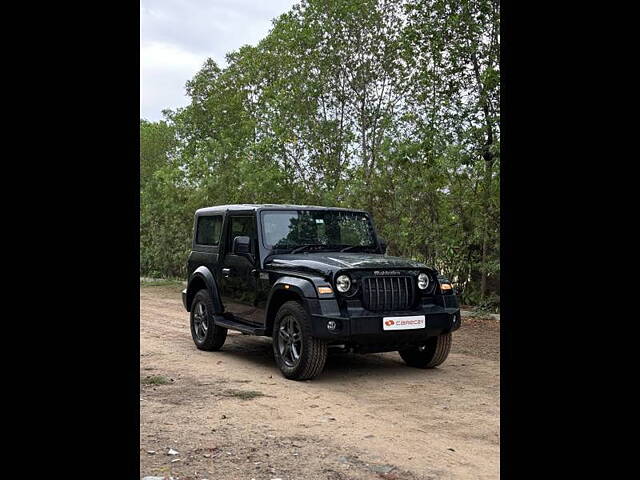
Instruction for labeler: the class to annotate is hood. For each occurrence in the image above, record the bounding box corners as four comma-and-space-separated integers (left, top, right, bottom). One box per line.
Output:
264, 252, 431, 279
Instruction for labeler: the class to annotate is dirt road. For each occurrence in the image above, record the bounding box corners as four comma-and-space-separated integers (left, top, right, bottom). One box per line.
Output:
140, 284, 499, 480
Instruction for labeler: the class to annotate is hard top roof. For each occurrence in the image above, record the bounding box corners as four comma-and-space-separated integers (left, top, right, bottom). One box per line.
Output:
195, 204, 368, 215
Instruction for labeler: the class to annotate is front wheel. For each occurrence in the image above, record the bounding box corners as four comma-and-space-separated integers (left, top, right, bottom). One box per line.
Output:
399, 333, 452, 368
272, 301, 327, 380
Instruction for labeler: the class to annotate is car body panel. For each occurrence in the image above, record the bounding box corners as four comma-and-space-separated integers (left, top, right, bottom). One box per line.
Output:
184, 204, 461, 353
265, 252, 434, 278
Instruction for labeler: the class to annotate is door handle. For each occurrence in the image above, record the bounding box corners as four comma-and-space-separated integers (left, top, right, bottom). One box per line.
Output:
222, 268, 231, 277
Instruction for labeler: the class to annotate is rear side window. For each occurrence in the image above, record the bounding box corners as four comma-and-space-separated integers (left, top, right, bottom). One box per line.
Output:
195, 215, 222, 246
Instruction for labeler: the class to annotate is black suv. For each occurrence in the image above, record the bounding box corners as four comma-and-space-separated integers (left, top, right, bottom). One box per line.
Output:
182, 204, 461, 380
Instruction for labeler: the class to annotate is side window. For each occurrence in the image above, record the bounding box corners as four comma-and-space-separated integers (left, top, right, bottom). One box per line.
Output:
195, 215, 222, 246
228, 216, 257, 253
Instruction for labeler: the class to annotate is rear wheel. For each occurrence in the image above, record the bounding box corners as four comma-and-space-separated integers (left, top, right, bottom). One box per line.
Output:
272, 301, 327, 380
190, 289, 227, 351
399, 333, 452, 368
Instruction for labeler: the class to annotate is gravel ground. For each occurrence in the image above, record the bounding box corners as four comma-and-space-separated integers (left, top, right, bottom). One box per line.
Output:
140, 284, 499, 480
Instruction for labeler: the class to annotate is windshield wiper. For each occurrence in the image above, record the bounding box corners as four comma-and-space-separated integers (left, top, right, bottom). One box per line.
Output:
340, 245, 375, 252
290, 244, 326, 254
290, 244, 351, 254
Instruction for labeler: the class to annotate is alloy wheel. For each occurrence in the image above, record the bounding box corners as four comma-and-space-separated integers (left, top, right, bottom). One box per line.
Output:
193, 301, 209, 341
278, 315, 303, 367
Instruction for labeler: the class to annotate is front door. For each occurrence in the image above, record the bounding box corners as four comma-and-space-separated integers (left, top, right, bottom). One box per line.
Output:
218, 214, 261, 325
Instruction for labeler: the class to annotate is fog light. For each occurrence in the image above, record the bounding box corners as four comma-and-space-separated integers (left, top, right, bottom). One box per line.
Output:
327, 320, 337, 330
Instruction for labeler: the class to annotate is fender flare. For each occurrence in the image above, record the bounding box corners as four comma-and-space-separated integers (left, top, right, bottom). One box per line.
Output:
186, 266, 223, 313
272, 276, 318, 299
264, 276, 319, 333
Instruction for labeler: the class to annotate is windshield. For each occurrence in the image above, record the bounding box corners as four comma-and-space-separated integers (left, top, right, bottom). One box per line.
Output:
261, 210, 377, 252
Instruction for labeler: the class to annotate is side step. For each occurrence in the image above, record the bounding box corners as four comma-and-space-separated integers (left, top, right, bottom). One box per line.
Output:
213, 315, 267, 336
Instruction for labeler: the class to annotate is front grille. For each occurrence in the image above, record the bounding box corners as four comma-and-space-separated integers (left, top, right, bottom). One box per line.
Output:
361, 276, 415, 312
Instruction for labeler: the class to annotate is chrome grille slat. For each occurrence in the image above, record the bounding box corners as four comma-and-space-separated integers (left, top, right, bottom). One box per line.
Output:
403, 277, 408, 307
391, 277, 396, 310
361, 275, 414, 312
385, 277, 390, 308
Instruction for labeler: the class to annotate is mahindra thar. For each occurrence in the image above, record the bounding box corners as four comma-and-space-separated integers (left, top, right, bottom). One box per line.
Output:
182, 204, 461, 380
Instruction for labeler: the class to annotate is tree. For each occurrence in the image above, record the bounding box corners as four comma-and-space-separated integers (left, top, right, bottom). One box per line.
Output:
140, 0, 500, 309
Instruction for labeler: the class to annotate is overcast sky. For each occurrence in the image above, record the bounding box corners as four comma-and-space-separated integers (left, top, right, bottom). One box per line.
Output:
141, 0, 298, 122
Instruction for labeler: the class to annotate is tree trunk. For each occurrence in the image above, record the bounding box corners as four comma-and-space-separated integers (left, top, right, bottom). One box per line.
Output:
479, 154, 493, 300
470, 48, 496, 302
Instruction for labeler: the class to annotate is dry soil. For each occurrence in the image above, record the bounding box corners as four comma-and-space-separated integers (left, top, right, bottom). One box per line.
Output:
140, 284, 499, 480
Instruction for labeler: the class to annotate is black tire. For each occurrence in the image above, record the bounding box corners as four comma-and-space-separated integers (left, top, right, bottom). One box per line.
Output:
272, 301, 327, 380
399, 333, 452, 368
190, 289, 227, 351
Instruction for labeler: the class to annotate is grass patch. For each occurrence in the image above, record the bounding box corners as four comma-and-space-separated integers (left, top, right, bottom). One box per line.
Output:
141, 375, 171, 386
140, 277, 185, 287
223, 389, 265, 400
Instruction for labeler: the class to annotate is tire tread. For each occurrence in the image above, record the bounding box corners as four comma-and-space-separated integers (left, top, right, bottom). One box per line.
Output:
399, 332, 452, 368
273, 301, 327, 380
426, 332, 451, 367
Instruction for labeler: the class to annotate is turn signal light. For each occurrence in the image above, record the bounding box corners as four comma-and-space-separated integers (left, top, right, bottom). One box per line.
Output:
318, 286, 333, 295
440, 283, 453, 291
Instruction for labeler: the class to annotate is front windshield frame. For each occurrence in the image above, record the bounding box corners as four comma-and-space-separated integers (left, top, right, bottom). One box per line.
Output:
259, 209, 378, 253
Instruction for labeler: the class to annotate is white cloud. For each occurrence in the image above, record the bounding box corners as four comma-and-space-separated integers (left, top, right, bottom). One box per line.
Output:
140, 0, 298, 121
140, 42, 204, 120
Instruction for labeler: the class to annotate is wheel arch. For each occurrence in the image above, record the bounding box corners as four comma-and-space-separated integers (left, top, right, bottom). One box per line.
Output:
265, 277, 316, 336
186, 266, 223, 313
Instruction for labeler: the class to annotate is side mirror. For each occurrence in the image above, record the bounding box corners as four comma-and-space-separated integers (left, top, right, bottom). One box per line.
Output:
378, 237, 387, 254
232, 236, 251, 255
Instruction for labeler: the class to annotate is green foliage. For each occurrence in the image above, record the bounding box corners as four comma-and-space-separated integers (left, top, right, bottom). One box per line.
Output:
141, 375, 171, 385
140, 0, 500, 307
222, 389, 266, 400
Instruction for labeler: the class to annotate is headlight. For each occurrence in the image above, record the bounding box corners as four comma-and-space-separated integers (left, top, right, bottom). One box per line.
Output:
417, 273, 430, 290
335, 274, 351, 293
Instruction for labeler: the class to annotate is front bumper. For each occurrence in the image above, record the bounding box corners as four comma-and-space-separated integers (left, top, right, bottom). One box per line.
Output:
307, 297, 461, 351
